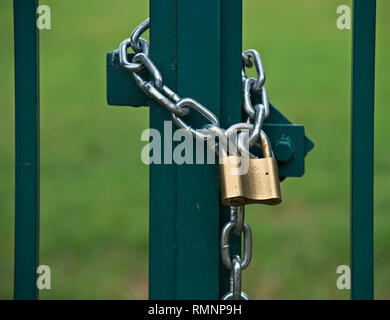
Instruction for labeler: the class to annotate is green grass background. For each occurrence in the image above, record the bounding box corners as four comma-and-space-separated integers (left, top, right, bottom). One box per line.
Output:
1, 0, 389, 299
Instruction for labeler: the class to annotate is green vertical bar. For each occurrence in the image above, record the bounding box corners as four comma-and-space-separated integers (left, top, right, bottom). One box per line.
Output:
176, 0, 221, 299
149, 0, 178, 299
219, 0, 243, 297
13, 0, 40, 300
175, 0, 242, 299
149, 0, 242, 299
351, 0, 376, 300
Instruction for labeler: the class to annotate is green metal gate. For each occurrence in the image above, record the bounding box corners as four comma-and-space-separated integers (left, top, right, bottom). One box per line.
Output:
13, 0, 376, 300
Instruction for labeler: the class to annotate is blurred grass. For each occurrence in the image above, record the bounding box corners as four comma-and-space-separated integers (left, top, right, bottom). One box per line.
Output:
0, 0, 389, 299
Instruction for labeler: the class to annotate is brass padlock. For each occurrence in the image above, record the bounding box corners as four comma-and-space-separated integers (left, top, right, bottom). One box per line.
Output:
219, 132, 282, 206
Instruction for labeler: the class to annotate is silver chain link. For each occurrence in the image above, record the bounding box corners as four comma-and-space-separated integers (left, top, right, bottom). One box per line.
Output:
221, 206, 251, 300
119, 18, 271, 300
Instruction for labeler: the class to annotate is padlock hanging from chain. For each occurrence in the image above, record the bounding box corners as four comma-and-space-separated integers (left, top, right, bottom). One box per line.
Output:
219, 130, 282, 207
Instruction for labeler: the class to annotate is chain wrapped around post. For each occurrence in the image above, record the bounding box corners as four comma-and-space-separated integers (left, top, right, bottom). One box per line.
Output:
118, 18, 274, 300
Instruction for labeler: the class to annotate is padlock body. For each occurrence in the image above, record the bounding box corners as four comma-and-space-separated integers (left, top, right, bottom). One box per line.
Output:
219, 156, 282, 206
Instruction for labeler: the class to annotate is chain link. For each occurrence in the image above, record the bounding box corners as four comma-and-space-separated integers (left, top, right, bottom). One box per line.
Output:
119, 18, 272, 300
221, 206, 251, 300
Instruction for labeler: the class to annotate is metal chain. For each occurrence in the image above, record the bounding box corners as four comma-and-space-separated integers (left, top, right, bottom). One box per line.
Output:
119, 18, 270, 148
220, 206, 251, 300
119, 18, 271, 300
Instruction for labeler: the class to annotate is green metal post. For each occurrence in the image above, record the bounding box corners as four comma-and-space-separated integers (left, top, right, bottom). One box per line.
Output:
351, 0, 376, 300
219, 0, 243, 297
13, 0, 40, 300
149, 0, 178, 299
149, 0, 242, 299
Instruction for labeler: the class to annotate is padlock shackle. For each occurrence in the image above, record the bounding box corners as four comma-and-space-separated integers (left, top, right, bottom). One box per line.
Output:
233, 124, 273, 159
259, 130, 273, 158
